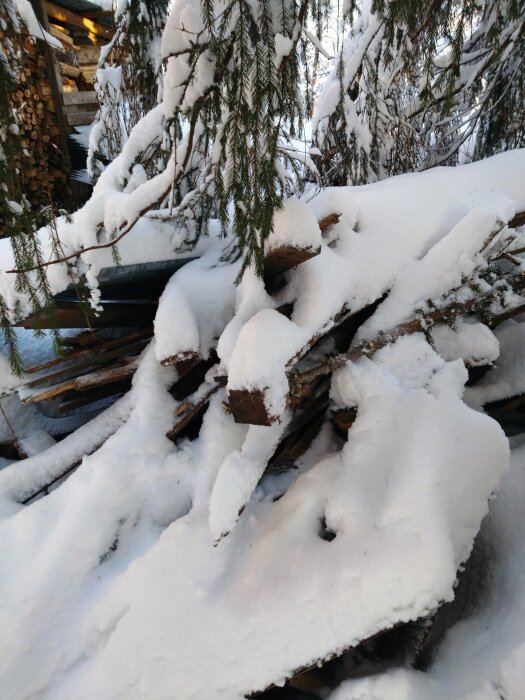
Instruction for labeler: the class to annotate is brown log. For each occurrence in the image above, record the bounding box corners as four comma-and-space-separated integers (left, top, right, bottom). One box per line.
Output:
508, 210, 525, 228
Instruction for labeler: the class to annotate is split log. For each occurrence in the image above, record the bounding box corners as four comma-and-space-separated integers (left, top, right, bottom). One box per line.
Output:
58, 61, 81, 79
44, 1, 113, 40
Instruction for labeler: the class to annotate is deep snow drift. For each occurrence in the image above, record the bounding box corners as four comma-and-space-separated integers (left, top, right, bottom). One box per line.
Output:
1, 151, 525, 698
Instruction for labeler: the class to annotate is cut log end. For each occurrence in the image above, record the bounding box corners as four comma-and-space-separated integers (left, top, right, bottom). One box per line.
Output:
160, 351, 201, 374
318, 212, 341, 233
227, 389, 276, 426
331, 407, 358, 432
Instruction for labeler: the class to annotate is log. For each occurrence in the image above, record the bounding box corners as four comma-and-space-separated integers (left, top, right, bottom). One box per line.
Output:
508, 210, 525, 228
58, 61, 81, 79
318, 213, 341, 233
263, 244, 321, 278
331, 407, 357, 432
77, 46, 101, 64
227, 389, 275, 426
44, 1, 113, 40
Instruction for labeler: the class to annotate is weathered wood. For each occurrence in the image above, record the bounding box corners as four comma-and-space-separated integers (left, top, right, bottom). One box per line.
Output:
263, 245, 321, 277
25, 327, 153, 374
66, 110, 96, 126
16, 300, 157, 328
24, 359, 137, 404
228, 389, 275, 426
58, 61, 81, 79
58, 382, 131, 414
62, 90, 97, 106
50, 26, 76, 47
77, 46, 101, 64
26, 338, 148, 389
160, 350, 200, 370
508, 210, 525, 228
166, 386, 219, 442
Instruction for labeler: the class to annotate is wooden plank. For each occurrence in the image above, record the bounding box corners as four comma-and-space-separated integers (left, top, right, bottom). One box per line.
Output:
24, 360, 137, 405
15, 301, 158, 329
58, 382, 131, 414
44, 1, 113, 40
26, 338, 149, 389
25, 327, 153, 374
66, 110, 96, 126
63, 90, 97, 106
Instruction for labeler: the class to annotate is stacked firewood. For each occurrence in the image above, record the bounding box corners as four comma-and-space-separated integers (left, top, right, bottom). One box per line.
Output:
0, 30, 70, 217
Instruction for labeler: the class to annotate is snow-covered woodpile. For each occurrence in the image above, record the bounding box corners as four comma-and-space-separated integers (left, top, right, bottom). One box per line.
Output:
2, 151, 525, 698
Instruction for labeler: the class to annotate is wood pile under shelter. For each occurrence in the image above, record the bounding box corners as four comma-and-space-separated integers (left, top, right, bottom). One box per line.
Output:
0, 0, 115, 235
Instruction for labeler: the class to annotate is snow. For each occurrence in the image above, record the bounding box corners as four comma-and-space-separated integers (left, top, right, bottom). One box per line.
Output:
465, 320, 525, 410
266, 196, 322, 253
327, 436, 525, 700
1, 147, 525, 697
431, 318, 500, 367
0, 332, 507, 699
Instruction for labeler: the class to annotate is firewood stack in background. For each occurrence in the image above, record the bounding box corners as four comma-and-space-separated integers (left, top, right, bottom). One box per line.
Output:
0, 0, 115, 236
